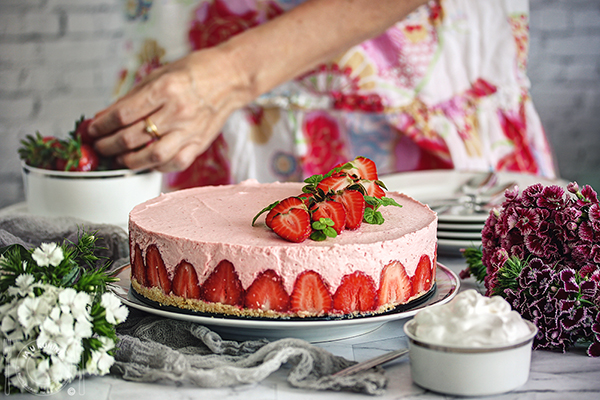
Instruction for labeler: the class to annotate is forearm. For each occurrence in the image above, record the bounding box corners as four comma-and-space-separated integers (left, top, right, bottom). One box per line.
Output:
219, 0, 429, 101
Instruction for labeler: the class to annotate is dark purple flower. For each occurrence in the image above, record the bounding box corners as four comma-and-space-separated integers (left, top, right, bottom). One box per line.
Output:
572, 245, 592, 265
560, 306, 586, 331
474, 180, 600, 356
567, 182, 580, 194
555, 206, 582, 226
512, 207, 540, 235
503, 185, 520, 203
524, 234, 547, 257
521, 183, 544, 206
527, 298, 546, 325
578, 221, 595, 242
588, 341, 600, 357
580, 279, 598, 302
581, 185, 599, 204
559, 269, 579, 293
589, 204, 600, 223
593, 314, 600, 335
535, 318, 570, 352
538, 219, 552, 235
566, 221, 578, 232
593, 245, 600, 264
537, 185, 567, 210
579, 264, 599, 279
518, 259, 555, 297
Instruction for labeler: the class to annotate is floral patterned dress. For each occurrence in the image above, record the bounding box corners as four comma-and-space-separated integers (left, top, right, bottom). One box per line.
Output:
117, 0, 556, 190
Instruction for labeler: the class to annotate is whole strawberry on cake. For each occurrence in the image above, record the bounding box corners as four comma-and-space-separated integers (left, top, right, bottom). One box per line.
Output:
129, 157, 438, 318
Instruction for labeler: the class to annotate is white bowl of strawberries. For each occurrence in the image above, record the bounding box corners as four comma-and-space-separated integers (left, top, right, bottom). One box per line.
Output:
19, 117, 162, 229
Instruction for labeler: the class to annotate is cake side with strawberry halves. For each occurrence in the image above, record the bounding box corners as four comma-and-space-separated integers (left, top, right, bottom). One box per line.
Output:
128, 173, 438, 318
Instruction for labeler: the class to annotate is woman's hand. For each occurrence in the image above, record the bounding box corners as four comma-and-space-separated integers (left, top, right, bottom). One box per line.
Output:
88, 47, 250, 172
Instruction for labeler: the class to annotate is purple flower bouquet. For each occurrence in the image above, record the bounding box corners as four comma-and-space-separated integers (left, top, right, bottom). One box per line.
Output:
461, 182, 600, 356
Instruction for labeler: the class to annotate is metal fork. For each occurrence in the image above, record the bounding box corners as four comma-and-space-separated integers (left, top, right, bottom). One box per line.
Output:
332, 348, 409, 377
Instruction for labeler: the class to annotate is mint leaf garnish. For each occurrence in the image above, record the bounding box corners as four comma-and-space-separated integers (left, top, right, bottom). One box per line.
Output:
310, 217, 337, 240
364, 208, 385, 225
362, 196, 402, 225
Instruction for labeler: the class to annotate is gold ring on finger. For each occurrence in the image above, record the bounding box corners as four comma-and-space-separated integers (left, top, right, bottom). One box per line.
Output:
144, 118, 160, 140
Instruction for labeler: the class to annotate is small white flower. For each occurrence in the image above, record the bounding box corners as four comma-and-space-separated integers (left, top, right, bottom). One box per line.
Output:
61, 339, 84, 364
32, 243, 64, 267
7, 274, 35, 297
1, 300, 19, 332
17, 296, 44, 333
1, 313, 17, 333
86, 350, 114, 376
58, 288, 91, 322
49, 355, 76, 383
73, 318, 93, 339
98, 336, 115, 351
101, 292, 129, 324
38, 307, 75, 350
26, 357, 52, 391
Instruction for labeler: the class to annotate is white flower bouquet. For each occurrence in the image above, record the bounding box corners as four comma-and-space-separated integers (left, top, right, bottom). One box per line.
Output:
0, 232, 128, 394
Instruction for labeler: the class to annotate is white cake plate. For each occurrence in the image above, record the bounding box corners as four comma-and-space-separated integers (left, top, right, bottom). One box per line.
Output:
110, 263, 459, 343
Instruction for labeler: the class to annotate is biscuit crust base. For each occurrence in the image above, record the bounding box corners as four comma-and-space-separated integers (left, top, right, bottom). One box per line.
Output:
131, 277, 428, 320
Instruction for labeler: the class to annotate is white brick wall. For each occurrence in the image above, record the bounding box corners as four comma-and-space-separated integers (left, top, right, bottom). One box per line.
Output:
0, 0, 123, 208
528, 0, 600, 192
0, 0, 599, 209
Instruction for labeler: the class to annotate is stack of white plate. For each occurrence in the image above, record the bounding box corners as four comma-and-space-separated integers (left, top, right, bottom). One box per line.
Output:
381, 170, 567, 256
435, 212, 487, 253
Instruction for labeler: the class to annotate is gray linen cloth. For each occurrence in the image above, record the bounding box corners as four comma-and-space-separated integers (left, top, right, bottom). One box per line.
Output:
0, 214, 387, 395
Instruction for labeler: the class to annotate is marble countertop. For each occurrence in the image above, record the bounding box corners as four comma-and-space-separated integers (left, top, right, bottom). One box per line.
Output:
6, 254, 600, 400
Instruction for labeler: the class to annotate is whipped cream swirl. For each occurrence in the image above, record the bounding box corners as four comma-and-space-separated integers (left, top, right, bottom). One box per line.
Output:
412, 289, 531, 347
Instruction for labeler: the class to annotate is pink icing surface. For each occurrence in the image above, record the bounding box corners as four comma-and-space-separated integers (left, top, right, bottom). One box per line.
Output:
129, 180, 438, 294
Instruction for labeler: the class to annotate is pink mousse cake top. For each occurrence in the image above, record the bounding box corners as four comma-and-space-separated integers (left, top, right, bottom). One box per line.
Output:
129, 180, 438, 293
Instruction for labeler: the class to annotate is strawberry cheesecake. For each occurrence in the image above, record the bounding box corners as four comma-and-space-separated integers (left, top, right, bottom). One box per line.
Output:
128, 158, 438, 318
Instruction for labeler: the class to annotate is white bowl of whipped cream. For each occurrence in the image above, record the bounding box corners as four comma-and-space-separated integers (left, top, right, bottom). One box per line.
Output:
403, 289, 537, 397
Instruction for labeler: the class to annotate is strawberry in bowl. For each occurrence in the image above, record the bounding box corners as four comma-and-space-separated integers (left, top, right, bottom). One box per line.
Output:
19, 116, 112, 172
18, 116, 162, 228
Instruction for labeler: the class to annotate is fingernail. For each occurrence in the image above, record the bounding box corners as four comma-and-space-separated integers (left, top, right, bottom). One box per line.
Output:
88, 124, 98, 137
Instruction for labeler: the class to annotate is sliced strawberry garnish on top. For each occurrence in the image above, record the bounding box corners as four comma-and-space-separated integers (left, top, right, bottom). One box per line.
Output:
377, 260, 412, 307
332, 271, 377, 313
297, 192, 316, 208
316, 172, 353, 194
332, 157, 378, 180
131, 243, 147, 287
357, 179, 386, 199
331, 189, 365, 230
265, 196, 306, 229
410, 255, 433, 297
244, 269, 290, 312
352, 156, 378, 180
310, 200, 346, 234
270, 207, 312, 243
171, 260, 201, 299
201, 259, 244, 306
290, 270, 333, 315
145, 244, 172, 294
